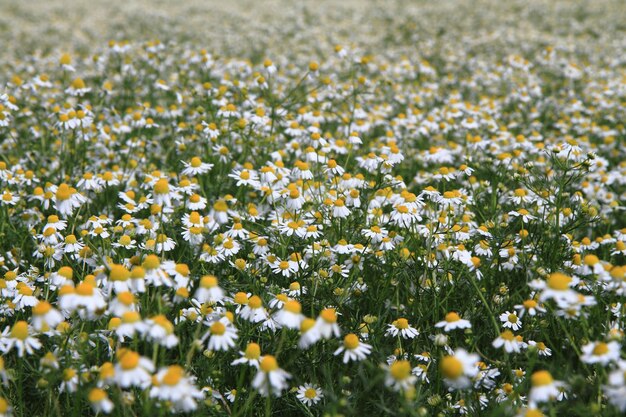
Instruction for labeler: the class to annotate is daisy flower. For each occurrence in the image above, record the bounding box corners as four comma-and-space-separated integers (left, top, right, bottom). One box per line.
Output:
0, 321, 41, 357
194, 275, 225, 304
31, 301, 64, 332
298, 318, 320, 349
203, 317, 238, 351
313, 308, 341, 340
232, 342, 262, 368
528, 341, 552, 357
492, 330, 524, 353
150, 365, 203, 412
54, 183, 86, 217
116, 311, 148, 341
252, 355, 291, 397
384, 360, 417, 392
514, 298, 546, 318
334, 333, 372, 363
108, 292, 137, 316
604, 361, 626, 411
181, 157, 213, 176
88, 388, 114, 414
229, 168, 260, 187
440, 349, 480, 390
240, 296, 268, 323
537, 272, 580, 306
385, 318, 419, 339
113, 349, 154, 389
273, 300, 304, 329
144, 315, 179, 348
500, 311, 522, 331
529, 370, 564, 403
296, 383, 324, 406
270, 258, 298, 277
435, 312, 472, 332
580, 341, 620, 365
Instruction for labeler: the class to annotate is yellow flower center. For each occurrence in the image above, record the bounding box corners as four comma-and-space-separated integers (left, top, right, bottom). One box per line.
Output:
33, 301, 52, 315
190, 157, 202, 168
210, 321, 226, 336
248, 296, 263, 309
500, 330, 515, 341
153, 178, 169, 195
142, 254, 161, 270
88, 388, 107, 402
547, 272, 571, 290
162, 365, 184, 385
320, 308, 337, 323
305, 388, 317, 399
390, 360, 411, 381
245, 343, 261, 359
531, 370, 554, 387
300, 318, 315, 332
63, 368, 77, 381
118, 292, 134, 306
119, 351, 140, 370
56, 183, 73, 201
75, 282, 94, 296
440, 356, 464, 379
11, 321, 29, 340
284, 300, 302, 314
343, 334, 360, 350
200, 275, 218, 288
395, 318, 409, 329
592, 342, 609, 356
526, 409, 544, 417
122, 311, 141, 323
445, 312, 460, 322
260, 355, 279, 372
109, 264, 130, 281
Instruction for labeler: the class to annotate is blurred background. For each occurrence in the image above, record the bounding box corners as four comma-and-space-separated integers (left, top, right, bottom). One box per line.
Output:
0, 0, 624, 61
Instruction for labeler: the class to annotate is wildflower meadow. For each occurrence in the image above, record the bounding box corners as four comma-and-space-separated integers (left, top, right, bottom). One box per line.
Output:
0, 0, 625, 415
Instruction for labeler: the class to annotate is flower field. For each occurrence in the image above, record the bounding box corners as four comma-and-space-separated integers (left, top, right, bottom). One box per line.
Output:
0, 0, 625, 415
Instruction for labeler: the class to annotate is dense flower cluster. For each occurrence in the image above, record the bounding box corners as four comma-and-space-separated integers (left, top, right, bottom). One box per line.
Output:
0, 0, 625, 415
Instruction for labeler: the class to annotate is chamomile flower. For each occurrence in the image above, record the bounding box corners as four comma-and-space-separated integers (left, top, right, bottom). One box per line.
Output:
232, 342, 262, 368
0, 321, 41, 357
181, 157, 213, 176
435, 312, 472, 332
144, 315, 179, 348
580, 341, 620, 365
500, 311, 522, 331
528, 370, 563, 403
440, 349, 480, 390
386, 318, 419, 339
150, 365, 203, 412
203, 317, 238, 351
313, 308, 341, 340
384, 360, 417, 392
604, 361, 626, 411
296, 383, 324, 406
273, 300, 304, 329
252, 355, 291, 397
492, 330, 524, 353
334, 334, 372, 363
194, 275, 225, 304
113, 349, 154, 388
537, 272, 580, 306
88, 388, 114, 414
31, 301, 63, 332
